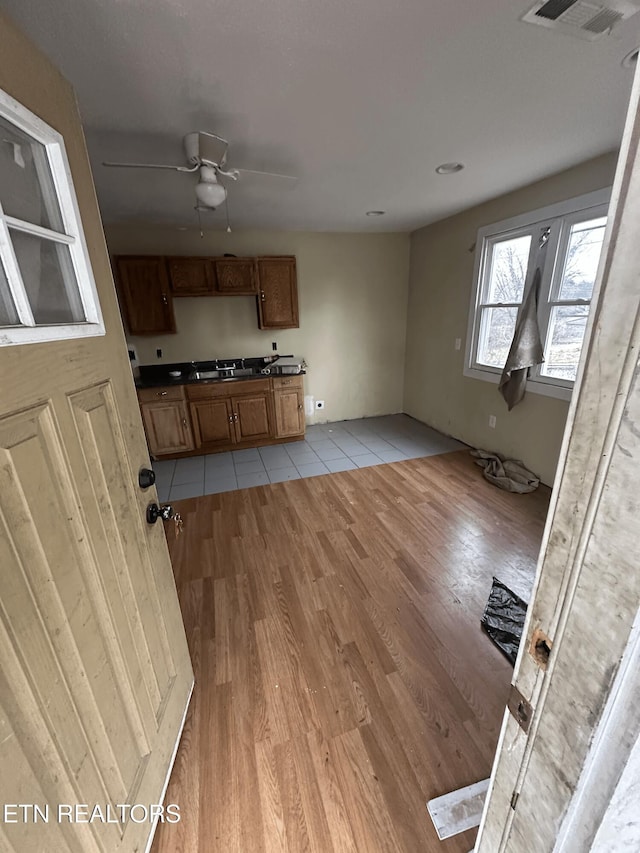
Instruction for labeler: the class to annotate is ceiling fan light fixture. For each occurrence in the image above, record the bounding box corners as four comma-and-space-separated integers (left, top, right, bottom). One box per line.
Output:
194, 179, 227, 209
435, 162, 465, 175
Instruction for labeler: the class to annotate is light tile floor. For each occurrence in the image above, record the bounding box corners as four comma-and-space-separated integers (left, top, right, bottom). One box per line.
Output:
153, 414, 466, 502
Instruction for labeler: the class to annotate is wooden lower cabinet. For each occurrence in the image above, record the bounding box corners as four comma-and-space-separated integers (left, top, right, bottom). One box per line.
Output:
232, 393, 272, 442
140, 399, 194, 456
272, 375, 305, 438
190, 397, 234, 449
142, 377, 304, 458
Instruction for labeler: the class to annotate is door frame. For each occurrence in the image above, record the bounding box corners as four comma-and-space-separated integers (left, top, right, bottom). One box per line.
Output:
476, 55, 640, 852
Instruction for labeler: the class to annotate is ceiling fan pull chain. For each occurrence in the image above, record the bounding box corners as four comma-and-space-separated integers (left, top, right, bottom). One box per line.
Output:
225, 195, 232, 233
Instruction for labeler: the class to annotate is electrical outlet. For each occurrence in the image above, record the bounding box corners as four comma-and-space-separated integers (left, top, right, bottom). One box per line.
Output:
272, 341, 277, 351
489, 415, 497, 428
455, 338, 462, 351
156, 348, 163, 359
316, 400, 325, 410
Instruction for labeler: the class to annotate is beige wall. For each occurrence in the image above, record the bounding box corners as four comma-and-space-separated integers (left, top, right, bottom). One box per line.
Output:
106, 227, 410, 423
403, 153, 618, 486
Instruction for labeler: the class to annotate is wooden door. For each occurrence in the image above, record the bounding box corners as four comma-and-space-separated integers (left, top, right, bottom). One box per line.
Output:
167, 257, 216, 296
215, 258, 257, 294
476, 56, 640, 852
140, 400, 194, 456
273, 389, 304, 437
232, 393, 272, 442
189, 397, 234, 449
0, 20, 193, 853
115, 256, 176, 334
257, 256, 299, 329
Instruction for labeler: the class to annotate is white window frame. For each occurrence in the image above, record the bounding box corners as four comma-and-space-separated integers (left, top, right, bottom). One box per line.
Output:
0, 87, 104, 346
464, 188, 611, 401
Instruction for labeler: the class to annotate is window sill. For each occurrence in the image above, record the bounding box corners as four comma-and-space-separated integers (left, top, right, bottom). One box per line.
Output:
463, 364, 573, 402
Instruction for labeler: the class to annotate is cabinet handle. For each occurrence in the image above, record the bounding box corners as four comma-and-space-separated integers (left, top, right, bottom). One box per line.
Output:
298, 404, 303, 410
228, 414, 234, 423
234, 413, 239, 423
162, 293, 168, 305
182, 418, 187, 427
260, 289, 265, 302
157, 391, 168, 396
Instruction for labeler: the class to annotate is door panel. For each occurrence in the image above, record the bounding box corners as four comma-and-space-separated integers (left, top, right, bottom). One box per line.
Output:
232, 393, 272, 442
0, 17, 193, 853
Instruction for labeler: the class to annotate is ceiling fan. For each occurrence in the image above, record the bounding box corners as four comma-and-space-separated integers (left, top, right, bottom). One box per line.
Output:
103, 131, 297, 215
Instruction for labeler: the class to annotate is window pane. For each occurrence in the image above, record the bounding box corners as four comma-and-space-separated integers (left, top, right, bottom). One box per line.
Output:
541, 305, 590, 381
0, 116, 64, 232
558, 216, 607, 301
477, 306, 517, 368
0, 261, 20, 326
10, 228, 85, 324
486, 235, 531, 304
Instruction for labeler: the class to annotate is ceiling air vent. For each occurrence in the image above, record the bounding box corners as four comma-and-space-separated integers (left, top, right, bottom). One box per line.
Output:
522, 0, 640, 40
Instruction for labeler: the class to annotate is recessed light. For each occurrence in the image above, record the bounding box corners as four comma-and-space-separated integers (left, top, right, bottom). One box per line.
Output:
435, 162, 465, 175
366, 210, 385, 216
622, 47, 639, 69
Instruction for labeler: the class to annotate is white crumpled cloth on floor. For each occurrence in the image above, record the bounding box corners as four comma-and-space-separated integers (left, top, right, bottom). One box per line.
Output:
470, 449, 540, 494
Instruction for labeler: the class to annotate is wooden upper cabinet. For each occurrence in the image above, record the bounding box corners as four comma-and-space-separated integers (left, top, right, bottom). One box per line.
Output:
257, 257, 299, 329
168, 257, 216, 296
115, 256, 176, 335
215, 258, 258, 294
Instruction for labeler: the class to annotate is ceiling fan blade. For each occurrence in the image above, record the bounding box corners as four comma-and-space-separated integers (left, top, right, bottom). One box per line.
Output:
102, 161, 199, 172
236, 168, 298, 182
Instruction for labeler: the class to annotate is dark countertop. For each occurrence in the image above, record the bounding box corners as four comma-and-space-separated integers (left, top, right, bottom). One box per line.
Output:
134, 357, 305, 389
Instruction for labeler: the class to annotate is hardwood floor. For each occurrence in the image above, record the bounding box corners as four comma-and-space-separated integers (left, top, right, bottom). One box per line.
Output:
152, 450, 550, 853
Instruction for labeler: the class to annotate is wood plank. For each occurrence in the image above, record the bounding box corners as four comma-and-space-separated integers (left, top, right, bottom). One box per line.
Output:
152, 451, 549, 852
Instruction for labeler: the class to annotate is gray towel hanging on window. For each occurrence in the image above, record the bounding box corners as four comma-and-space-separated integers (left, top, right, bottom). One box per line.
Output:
499, 232, 547, 410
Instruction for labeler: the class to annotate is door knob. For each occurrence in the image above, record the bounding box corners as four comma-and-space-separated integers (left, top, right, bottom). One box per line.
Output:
138, 468, 156, 489
146, 502, 174, 524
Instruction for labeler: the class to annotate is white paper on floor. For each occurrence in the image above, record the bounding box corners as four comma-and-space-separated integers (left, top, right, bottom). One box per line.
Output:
427, 777, 489, 840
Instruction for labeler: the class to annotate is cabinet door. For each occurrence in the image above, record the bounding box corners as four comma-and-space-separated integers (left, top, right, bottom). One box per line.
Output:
215, 258, 257, 294
115, 256, 176, 334
189, 398, 235, 449
168, 257, 216, 296
257, 257, 299, 329
273, 389, 305, 437
232, 394, 272, 443
140, 400, 194, 456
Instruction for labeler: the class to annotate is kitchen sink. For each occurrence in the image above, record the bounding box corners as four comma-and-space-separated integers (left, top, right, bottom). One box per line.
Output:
193, 367, 258, 380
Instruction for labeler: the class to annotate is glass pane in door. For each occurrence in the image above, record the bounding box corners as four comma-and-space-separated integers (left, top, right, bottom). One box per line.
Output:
10, 228, 85, 324
0, 261, 20, 326
0, 116, 64, 231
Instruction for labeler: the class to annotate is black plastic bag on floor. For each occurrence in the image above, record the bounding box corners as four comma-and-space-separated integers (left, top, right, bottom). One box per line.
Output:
481, 577, 528, 666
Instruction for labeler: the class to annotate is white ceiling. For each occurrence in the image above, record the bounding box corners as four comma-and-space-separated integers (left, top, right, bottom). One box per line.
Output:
3, 0, 639, 231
